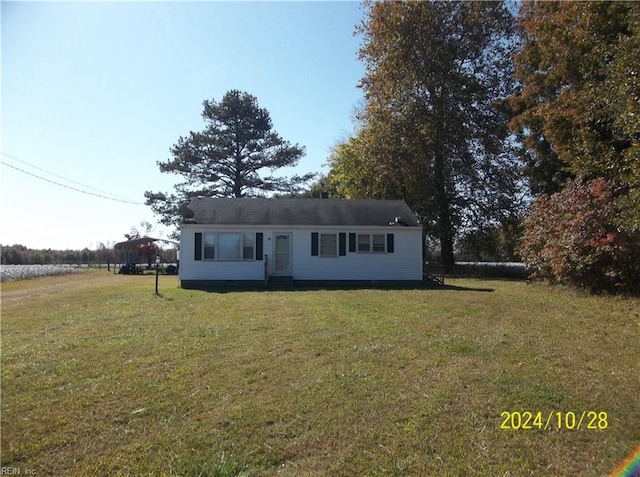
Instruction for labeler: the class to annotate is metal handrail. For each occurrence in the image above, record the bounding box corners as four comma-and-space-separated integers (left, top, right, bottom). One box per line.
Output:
424, 262, 445, 285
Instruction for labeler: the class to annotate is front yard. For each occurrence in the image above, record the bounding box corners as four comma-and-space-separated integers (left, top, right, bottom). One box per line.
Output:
1, 271, 638, 475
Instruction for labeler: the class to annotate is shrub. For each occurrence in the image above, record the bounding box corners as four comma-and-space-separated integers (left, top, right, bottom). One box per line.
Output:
520, 178, 640, 293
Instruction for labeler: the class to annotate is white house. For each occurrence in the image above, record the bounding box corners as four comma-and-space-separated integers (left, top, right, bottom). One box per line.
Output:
179, 198, 423, 289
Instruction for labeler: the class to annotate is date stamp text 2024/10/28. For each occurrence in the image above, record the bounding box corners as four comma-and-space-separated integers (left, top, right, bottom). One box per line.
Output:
500, 411, 608, 430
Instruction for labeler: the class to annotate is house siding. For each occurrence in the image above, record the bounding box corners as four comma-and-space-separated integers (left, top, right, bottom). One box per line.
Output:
290, 228, 421, 281
180, 224, 423, 285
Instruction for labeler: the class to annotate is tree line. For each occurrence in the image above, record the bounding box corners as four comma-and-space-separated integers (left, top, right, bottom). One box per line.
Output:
324, 1, 638, 291
1, 242, 178, 266
1, 243, 116, 266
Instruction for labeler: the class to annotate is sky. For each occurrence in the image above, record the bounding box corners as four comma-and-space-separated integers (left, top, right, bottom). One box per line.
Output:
1, 0, 366, 250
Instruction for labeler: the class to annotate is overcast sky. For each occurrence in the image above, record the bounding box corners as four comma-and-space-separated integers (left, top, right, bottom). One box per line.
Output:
1, 1, 366, 250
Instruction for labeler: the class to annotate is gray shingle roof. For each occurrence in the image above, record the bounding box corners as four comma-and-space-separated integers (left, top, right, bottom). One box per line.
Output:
182, 198, 421, 227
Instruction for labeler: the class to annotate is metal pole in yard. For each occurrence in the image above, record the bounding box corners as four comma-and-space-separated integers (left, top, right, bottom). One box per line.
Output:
155, 255, 160, 295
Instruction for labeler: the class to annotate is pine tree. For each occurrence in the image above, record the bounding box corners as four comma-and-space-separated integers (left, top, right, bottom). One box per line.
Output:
145, 90, 313, 229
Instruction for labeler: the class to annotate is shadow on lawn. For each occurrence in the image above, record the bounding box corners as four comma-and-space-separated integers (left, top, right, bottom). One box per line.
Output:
438, 283, 495, 293
153, 292, 175, 300
187, 282, 495, 294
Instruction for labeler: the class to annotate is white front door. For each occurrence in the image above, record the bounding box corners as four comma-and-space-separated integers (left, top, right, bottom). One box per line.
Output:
272, 233, 292, 275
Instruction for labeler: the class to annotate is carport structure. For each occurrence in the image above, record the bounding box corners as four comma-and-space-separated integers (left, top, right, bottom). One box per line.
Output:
113, 237, 179, 273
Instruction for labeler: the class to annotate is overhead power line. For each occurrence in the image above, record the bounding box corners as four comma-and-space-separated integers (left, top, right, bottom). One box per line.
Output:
2, 161, 145, 205
2, 152, 140, 203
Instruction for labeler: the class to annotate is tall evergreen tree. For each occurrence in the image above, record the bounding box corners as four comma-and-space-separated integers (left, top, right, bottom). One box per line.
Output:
145, 90, 313, 229
345, 1, 522, 269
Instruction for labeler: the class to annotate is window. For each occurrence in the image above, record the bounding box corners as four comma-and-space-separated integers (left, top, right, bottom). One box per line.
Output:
372, 234, 386, 253
203, 233, 215, 259
217, 233, 241, 260
320, 234, 337, 257
357, 234, 370, 252
199, 232, 256, 261
242, 233, 254, 260
357, 234, 386, 253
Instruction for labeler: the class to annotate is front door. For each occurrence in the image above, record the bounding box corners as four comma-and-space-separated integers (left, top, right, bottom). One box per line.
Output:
272, 233, 292, 275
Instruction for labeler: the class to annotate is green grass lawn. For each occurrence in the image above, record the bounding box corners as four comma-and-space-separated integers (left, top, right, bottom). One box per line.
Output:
1, 271, 639, 476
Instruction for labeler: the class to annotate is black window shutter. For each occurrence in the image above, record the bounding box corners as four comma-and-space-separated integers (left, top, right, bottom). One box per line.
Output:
195, 233, 202, 260
255, 232, 263, 261
339, 233, 346, 256
386, 233, 394, 253
348, 233, 356, 253
311, 233, 319, 256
